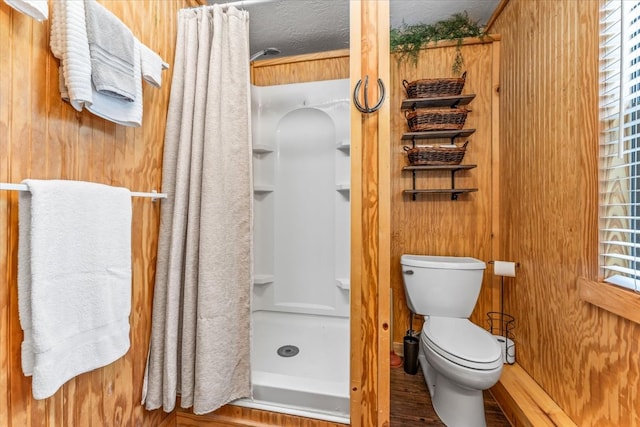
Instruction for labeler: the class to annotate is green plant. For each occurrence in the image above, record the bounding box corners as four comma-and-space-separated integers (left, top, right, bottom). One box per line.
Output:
390, 12, 487, 74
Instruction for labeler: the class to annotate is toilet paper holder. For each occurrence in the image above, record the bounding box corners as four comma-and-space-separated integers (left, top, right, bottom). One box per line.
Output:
487, 311, 515, 364
486, 260, 518, 365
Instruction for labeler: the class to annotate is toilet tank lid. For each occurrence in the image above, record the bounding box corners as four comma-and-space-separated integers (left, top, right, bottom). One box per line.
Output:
400, 255, 486, 270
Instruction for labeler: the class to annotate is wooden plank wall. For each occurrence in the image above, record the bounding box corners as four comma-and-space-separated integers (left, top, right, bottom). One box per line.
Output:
390, 39, 501, 344
175, 50, 351, 427
0, 1, 195, 425
490, 1, 635, 425
250, 50, 349, 85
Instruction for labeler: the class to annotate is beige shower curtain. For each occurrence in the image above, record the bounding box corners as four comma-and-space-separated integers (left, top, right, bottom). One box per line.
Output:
142, 5, 252, 415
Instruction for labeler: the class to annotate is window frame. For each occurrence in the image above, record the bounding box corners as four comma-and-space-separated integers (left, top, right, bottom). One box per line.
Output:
580, 0, 640, 324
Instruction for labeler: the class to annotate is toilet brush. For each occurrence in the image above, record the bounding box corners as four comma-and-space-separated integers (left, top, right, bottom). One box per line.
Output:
408, 312, 414, 336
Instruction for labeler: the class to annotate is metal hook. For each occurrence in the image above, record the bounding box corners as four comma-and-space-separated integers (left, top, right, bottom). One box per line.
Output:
353, 75, 385, 114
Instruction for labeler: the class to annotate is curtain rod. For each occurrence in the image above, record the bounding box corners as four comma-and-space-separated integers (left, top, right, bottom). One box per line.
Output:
0, 183, 167, 201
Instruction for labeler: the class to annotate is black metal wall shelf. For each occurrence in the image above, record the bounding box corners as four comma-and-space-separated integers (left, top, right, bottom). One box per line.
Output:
403, 188, 478, 200
401, 129, 476, 141
401, 94, 476, 110
402, 164, 477, 201
400, 92, 478, 200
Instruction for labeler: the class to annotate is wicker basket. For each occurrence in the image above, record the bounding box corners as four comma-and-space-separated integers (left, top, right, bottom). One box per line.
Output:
404, 142, 469, 166
403, 72, 466, 98
405, 108, 468, 131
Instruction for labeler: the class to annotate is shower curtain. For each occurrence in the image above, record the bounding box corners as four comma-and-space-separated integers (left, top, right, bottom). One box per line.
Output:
142, 5, 252, 415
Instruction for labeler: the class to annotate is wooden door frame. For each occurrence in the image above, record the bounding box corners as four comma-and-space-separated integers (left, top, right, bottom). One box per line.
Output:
349, 1, 391, 425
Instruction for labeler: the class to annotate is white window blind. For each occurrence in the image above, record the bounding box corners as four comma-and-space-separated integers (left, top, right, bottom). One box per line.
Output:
600, 0, 640, 291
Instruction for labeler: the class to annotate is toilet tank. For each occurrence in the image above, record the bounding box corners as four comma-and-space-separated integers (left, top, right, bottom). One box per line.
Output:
400, 255, 486, 318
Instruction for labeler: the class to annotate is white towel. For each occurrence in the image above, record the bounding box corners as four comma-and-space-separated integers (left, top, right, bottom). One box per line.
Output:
140, 43, 169, 88
50, 0, 144, 126
50, 0, 93, 112
4, 0, 47, 21
84, 0, 136, 102
86, 40, 143, 127
18, 179, 132, 400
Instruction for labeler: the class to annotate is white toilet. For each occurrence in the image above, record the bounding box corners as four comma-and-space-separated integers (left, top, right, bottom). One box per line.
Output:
400, 254, 503, 427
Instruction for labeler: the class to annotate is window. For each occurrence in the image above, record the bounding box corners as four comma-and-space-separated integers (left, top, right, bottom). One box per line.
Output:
600, 0, 640, 292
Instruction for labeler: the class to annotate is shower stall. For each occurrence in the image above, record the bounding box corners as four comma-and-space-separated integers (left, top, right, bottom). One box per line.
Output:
233, 78, 350, 423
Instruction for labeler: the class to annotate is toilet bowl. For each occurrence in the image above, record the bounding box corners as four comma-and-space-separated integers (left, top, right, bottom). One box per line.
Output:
419, 316, 503, 427
400, 254, 504, 427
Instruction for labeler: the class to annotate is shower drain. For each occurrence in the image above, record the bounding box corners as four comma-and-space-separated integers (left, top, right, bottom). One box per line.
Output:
277, 345, 299, 358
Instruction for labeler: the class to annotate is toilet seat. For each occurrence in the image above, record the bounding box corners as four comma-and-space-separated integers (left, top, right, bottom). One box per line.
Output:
422, 316, 502, 371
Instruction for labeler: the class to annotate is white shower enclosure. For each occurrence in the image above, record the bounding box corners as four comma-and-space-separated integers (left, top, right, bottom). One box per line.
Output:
233, 78, 350, 423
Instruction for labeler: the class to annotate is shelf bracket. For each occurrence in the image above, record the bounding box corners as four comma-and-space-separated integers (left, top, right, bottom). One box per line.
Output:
450, 169, 459, 200
412, 169, 417, 201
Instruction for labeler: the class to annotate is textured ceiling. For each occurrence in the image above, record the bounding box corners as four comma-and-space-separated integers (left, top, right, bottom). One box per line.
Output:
207, 0, 500, 60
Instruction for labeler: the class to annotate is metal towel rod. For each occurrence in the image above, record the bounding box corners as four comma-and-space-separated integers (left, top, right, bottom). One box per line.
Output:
0, 183, 167, 201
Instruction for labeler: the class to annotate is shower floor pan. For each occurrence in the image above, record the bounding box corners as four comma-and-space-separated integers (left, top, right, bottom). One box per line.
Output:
233, 310, 350, 424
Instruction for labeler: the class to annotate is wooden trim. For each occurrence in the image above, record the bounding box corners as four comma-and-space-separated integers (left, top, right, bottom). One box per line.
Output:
490, 40, 502, 314
485, 0, 510, 33
176, 408, 347, 427
350, 1, 390, 425
491, 364, 577, 427
349, 0, 364, 424
376, 1, 391, 425
251, 49, 350, 68
414, 34, 502, 51
578, 277, 640, 325
250, 49, 349, 86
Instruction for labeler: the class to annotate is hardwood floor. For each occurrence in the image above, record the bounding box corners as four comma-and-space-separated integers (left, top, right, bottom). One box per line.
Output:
390, 365, 511, 426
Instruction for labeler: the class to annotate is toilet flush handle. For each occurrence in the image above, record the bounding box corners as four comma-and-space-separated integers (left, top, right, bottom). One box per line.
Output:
403, 270, 414, 275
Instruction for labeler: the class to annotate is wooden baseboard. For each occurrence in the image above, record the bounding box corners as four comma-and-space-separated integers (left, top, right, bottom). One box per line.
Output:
175, 405, 347, 427
490, 363, 576, 427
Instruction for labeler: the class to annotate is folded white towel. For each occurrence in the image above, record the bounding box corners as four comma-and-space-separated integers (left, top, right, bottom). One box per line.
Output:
18, 179, 132, 400
50, 0, 93, 111
4, 0, 47, 21
84, 0, 136, 102
86, 40, 143, 127
140, 43, 169, 88
51, 1, 144, 126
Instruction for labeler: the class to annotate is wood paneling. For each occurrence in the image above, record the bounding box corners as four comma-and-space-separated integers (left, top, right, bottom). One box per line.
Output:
0, 1, 196, 425
250, 49, 349, 86
489, 1, 631, 425
390, 38, 501, 343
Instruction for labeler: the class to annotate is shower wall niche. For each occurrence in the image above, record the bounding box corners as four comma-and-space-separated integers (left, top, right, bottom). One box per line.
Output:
252, 79, 351, 318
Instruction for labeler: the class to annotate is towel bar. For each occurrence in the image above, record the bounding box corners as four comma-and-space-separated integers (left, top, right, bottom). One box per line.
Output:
0, 182, 167, 201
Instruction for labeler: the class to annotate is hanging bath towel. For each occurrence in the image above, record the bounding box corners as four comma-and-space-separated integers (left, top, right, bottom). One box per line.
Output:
4, 0, 47, 21
18, 179, 132, 399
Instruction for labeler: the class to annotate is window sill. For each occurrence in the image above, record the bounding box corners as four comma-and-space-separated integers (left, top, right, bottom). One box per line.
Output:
578, 277, 640, 325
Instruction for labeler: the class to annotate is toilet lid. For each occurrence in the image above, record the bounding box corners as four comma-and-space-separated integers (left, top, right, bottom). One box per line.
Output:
422, 316, 502, 370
